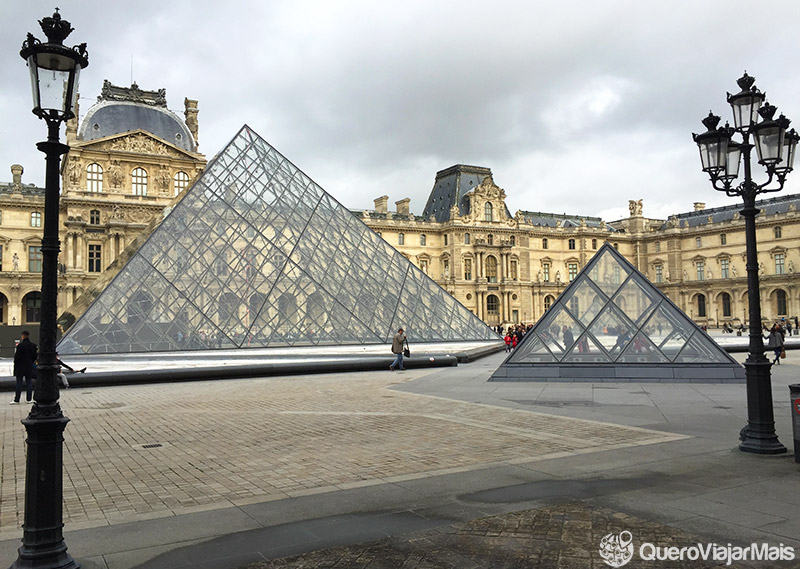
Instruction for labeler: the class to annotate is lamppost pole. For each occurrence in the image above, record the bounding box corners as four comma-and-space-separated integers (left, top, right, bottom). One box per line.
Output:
693, 73, 798, 454
14, 10, 87, 568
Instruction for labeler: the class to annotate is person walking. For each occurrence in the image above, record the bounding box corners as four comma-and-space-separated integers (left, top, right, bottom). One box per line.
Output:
765, 323, 785, 365
12, 331, 37, 404
389, 327, 407, 371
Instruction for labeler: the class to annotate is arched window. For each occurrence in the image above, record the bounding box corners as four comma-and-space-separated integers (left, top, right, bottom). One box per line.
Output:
131, 167, 148, 196
486, 256, 498, 283
542, 238, 548, 249
90, 209, 100, 225
486, 294, 499, 315
774, 226, 783, 239
174, 171, 190, 196
510, 236, 515, 246
592, 238, 597, 249
721, 292, 732, 317
697, 294, 707, 318
249, 293, 266, 325
398, 233, 405, 245
87, 163, 103, 193
23, 291, 41, 323
487, 234, 494, 245
420, 234, 426, 246
544, 295, 554, 311
776, 289, 787, 315
568, 238, 576, 250
484, 202, 493, 222
0, 292, 7, 324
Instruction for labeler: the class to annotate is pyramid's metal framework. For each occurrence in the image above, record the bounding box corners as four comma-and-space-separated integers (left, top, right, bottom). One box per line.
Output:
58, 126, 497, 354
491, 243, 745, 382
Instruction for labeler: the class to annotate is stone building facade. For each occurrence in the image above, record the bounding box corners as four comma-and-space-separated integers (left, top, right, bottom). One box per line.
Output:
0, 81, 206, 327
356, 164, 800, 329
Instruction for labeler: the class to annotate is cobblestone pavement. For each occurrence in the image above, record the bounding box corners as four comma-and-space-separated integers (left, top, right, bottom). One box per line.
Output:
0, 370, 683, 535
244, 502, 788, 569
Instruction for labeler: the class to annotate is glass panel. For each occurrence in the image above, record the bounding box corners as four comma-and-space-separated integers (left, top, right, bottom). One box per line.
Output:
561, 277, 605, 325
587, 304, 635, 358
59, 126, 496, 354
588, 251, 631, 297
674, 332, 733, 364
508, 334, 556, 363
562, 333, 612, 363
616, 332, 670, 363
640, 303, 692, 361
534, 305, 581, 360
612, 274, 660, 325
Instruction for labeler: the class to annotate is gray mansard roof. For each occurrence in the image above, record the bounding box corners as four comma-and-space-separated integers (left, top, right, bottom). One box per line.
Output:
78, 81, 196, 152
663, 193, 800, 230
422, 165, 512, 222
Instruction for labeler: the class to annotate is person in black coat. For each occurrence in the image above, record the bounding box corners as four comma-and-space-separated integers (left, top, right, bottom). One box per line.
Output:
12, 331, 37, 404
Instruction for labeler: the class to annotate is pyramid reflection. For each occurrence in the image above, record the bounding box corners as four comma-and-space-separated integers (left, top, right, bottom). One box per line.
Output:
58, 126, 497, 354
491, 244, 744, 382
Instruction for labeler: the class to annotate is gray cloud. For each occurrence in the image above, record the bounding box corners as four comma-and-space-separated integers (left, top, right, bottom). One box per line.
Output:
3, 0, 800, 222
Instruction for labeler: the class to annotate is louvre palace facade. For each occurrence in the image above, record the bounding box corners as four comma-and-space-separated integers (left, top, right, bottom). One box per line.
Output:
355, 164, 800, 329
1, 88, 799, 336
0, 82, 206, 332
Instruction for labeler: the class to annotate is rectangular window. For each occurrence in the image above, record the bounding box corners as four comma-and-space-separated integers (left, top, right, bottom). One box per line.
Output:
0, 244, 3, 271
655, 242, 661, 253
443, 259, 449, 278
88, 244, 102, 273
696, 237, 702, 248
464, 258, 472, 280
28, 246, 42, 273
696, 261, 705, 281
464, 233, 470, 244
444, 234, 448, 246
720, 233, 727, 245
510, 260, 518, 280
568, 263, 578, 281
420, 260, 428, 274
721, 258, 729, 279
655, 265, 663, 283
543, 263, 550, 282
31, 212, 42, 227
775, 253, 785, 275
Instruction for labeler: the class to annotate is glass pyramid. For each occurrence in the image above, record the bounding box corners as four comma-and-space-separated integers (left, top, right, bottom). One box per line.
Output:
58, 126, 497, 354
491, 243, 744, 382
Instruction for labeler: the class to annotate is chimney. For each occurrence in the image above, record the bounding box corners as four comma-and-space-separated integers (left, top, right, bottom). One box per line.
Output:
374, 195, 389, 213
11, 164, 23, 187
184, 98, 199, 145
693, 202, 706, 212
395, 198, 410, 216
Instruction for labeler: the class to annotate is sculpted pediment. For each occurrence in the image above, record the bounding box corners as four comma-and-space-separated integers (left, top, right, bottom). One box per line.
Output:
473, 175, 507, 201
75, 130, 195, 160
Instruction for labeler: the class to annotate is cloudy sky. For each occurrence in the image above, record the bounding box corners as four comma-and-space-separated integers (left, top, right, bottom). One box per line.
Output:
3, 0, 800, 221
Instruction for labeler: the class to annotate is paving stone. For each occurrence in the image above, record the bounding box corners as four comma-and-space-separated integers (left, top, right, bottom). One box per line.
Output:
0, 371, 681, 532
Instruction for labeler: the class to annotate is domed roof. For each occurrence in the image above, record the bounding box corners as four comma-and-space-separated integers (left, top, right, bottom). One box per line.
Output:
78, 81, 196, 152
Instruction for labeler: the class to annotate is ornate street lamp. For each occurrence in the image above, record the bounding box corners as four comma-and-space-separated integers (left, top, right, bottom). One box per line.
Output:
693, 73, 797, 454
14, 9, 88, 569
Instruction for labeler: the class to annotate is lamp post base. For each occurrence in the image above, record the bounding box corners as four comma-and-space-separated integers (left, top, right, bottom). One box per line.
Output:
10, 413, 79, 569
738, 358, 787, 455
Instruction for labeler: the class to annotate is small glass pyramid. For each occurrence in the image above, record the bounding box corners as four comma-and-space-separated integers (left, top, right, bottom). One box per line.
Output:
491, 243, 744, 382
58, 126, 497, 354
